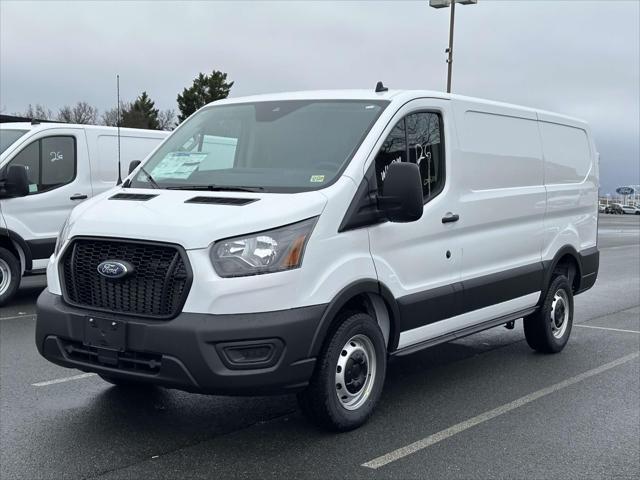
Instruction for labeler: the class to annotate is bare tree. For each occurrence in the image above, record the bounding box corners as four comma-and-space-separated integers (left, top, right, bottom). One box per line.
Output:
157, 109, 176, 131
15, 104, 54, 120
101, 102, 131, 127
57, 101, 98, 124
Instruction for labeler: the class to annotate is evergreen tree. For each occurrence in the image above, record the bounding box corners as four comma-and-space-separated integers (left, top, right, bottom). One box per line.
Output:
177, 70, 233, 122
121, 92, 160, 129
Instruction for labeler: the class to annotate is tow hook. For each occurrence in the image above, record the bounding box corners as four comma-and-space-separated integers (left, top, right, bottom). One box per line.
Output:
504, 320, 515, 330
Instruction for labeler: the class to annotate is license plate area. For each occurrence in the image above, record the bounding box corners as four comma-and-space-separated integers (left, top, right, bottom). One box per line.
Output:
83, 316, 126, 352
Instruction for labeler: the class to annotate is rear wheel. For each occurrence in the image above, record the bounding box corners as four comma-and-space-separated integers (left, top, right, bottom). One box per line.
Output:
297, 312, 386, 431
524, 275, 573, 353
0, 247, 21, 307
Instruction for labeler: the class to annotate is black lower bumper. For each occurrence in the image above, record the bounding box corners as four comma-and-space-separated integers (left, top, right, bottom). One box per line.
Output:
35, 291, 327, 395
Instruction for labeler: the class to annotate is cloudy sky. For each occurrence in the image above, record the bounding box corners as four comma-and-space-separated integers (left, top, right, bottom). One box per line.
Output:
1, 0, 638, 193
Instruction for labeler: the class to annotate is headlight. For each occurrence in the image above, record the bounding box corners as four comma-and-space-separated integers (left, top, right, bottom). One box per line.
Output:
210, 217, 318, 277
54, 216, 72, 256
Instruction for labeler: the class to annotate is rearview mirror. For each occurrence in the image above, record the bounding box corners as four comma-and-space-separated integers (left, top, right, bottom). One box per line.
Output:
378, 162, 423, 223
128, 160, 141, 175
3, 165, 30, 198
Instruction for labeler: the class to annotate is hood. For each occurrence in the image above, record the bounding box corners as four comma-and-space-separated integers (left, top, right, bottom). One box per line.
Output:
67, 188, 328, 250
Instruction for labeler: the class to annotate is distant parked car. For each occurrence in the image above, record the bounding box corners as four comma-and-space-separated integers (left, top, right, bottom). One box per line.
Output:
620, 205, 639, 215
607, 204, 624, 214
598, 203, 606, 213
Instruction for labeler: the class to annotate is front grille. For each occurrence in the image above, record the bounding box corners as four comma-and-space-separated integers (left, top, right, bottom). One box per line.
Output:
61, 339, 162, 374
61, 238, 191, 319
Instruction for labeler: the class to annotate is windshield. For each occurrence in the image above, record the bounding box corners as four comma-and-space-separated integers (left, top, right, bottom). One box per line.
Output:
0, 129, 29, 155
129, 100, 388, 192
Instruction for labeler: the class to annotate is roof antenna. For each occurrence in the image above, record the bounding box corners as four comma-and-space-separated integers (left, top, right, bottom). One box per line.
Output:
375, 81, 388, 93
116, 74, 123, 186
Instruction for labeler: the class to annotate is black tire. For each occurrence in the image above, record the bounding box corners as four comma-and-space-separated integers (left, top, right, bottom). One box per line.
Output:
0, 247, 21, 307
297, 312, 387, 432
524, 275, 573, 353
98, 374, 151, 388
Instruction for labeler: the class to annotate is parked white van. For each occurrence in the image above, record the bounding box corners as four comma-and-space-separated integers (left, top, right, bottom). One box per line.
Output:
35, 89, 599, 431
0, 122, 168, 304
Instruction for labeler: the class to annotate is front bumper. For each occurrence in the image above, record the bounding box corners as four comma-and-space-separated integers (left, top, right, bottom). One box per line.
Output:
35, 291, 326, 395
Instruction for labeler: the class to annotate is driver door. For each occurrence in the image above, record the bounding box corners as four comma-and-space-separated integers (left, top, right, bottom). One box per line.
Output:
1, 128, 90, 270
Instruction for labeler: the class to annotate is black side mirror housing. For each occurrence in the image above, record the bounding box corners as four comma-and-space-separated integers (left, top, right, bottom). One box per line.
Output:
378, 162, 423, 222
128, 160, 141, 175
3, 165, 30, 198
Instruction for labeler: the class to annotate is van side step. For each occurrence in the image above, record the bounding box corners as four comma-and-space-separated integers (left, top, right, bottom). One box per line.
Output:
391, 307, 537, 357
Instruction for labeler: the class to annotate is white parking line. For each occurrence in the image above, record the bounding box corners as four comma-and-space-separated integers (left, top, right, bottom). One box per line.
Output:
32, 373, 97, 387
0, 314, 36, 321
575, 324, 640, 334
362, 352, 639, 470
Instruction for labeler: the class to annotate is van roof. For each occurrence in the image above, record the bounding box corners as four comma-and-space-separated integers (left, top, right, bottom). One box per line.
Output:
211, 89, 587, 125
0, 122, 168, 137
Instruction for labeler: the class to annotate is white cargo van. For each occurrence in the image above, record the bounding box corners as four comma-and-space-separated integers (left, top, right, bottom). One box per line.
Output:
0, 123, 168, 304
35, 89, 599, 431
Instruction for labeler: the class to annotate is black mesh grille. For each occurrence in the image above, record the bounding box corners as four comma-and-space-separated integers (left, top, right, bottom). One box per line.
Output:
61, 238, 191, 319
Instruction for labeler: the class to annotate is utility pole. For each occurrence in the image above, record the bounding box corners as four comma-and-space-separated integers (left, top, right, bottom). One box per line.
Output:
429, 0, 478, 93
446, 1, 456, 93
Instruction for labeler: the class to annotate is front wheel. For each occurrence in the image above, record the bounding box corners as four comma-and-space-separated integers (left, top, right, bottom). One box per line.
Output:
297, 312, 387, 431
0, 247, 21, 307
524, 275, 574, 353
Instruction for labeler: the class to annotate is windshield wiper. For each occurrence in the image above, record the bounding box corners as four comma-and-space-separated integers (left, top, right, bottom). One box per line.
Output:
139, 166, 161, 189
166, 185, 264, 193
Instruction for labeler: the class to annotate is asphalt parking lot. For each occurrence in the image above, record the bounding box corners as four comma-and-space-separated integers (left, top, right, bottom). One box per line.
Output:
1, 215, 638, 480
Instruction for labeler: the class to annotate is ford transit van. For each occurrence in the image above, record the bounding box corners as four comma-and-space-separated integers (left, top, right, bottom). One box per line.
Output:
35, 89, 599, 431
0, 123, 168, 305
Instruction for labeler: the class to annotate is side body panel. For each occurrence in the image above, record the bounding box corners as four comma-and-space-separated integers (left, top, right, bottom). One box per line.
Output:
538, 112, 598, 261
84, 128, 167, 195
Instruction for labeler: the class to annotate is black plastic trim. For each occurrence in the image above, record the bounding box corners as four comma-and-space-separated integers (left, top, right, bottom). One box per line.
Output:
185, 196, 259, 206
397, 262, 544, 333
109, 193, 158, 201
338, 163, 384, 232
26, 237, 56, 261
308, 280, 401, 356
36, 290, 326, 395
0, 227, 32, 271
577, 246, 599, 294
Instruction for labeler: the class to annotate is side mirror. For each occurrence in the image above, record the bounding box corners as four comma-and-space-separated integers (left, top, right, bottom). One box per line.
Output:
378, 162, 423, 222
128, 160, 141, 175
4, 165, 30, 198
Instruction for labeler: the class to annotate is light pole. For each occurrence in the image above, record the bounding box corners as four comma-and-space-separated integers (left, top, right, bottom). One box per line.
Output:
429, 0, 478, 93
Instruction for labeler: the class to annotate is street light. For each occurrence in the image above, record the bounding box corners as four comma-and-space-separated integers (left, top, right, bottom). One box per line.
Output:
429, 0, 478, 93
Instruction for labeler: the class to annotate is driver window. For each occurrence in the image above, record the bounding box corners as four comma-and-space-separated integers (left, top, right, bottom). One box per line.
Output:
375, 112, 444, 201
7, 136, 76, 194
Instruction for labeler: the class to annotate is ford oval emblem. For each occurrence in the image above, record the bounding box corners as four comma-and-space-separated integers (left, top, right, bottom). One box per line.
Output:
97, 260, 133, 279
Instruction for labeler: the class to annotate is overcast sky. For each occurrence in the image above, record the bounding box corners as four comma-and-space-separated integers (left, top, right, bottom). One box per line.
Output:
1, 0, 638, 193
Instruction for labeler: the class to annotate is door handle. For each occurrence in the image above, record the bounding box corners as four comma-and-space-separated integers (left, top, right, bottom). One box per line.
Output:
442, 212, 460, 224
70, 194, 88, 201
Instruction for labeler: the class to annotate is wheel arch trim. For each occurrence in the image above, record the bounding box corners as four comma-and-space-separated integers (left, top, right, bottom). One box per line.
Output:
307, 280, 401, 357
0, 228, 31, 272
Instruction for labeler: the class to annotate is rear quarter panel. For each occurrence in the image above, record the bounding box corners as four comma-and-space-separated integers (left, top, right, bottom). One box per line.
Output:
538, 113, 598, 259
